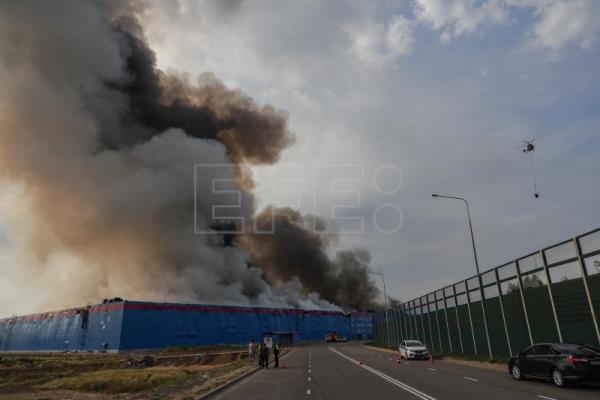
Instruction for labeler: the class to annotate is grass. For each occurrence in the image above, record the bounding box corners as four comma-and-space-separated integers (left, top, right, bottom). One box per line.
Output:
436, 351, 509, 364
36, 367, 192, 394
155, 345, 244, 356
366, 343, 509, 364
0, 346, 252, 397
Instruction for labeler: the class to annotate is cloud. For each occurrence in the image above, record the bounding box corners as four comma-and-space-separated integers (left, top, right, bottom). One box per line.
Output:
347, 15, 414, 67
412, 0, 508, 42
528, 0, 600, 51
412, 0, 600, 53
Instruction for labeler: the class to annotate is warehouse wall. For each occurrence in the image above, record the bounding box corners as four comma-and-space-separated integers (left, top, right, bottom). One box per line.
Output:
119, 301, 353, 350
1, 301, 371, 352
374, 228, 600, 359
0, 303, 123, 352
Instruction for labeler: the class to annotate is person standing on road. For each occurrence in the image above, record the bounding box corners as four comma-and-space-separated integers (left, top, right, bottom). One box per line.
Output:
261, 343, 269, 368
273, 344, 280, 368
248, 340, 255, 364
258, 343, 267, 368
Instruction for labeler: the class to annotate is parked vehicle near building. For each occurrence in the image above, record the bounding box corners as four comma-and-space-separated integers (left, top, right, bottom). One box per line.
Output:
508, 343, 600, 387
325, 332, 348, 343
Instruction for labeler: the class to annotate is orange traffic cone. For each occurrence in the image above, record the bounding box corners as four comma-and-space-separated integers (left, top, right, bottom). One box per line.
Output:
281, 361, 286, 369
429, 354, 434, 364
396, 356, 401, 365
358, 358, 363, 365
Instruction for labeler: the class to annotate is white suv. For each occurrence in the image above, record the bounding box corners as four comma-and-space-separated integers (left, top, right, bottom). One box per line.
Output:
399, 340, 429, 360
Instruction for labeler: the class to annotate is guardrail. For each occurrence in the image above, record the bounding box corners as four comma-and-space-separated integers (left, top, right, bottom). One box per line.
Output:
373, 227, 600, 359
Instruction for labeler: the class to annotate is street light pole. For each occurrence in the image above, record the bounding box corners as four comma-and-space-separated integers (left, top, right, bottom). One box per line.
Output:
432, 194, 493, 359
370, 271, 391, 348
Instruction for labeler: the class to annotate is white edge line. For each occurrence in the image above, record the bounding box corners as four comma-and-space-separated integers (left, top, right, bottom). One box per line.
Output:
537, 396, 556, 400
329, 347, 437, 400
464, 377, 479, 382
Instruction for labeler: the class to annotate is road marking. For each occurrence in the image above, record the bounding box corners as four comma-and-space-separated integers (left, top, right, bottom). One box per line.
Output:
306, 389, 311, 395
464, 377, 479, 382
427, 368, 436, 371
308, 377, 311, 381
537, 396, 556, 400
329, 347, 437, 400
309, 369, 311, 373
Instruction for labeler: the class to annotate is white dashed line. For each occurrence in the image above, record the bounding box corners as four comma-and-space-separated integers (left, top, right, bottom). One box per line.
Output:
306, 389, 311, 395
330, 347, 437, 400
309, 369, 312, 373
537, 396, 557, 400
427, 368, 436, 371
464, 377, 479, 382
308, 377, 311, 381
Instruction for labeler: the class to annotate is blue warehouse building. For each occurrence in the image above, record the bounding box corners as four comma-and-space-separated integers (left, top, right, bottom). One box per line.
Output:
0, 300, 373, 352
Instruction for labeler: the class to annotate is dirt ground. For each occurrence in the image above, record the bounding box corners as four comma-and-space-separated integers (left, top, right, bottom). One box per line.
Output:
0, 346, 262, 399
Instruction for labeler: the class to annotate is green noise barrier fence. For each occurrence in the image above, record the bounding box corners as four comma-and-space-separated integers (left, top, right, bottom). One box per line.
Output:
373, 228, 600, 359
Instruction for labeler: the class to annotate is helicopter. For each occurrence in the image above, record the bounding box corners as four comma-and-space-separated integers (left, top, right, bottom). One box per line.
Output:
516, 138, 540, 198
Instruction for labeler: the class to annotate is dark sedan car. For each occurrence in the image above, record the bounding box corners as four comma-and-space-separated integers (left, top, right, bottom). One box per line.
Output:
508, 343, 600, 387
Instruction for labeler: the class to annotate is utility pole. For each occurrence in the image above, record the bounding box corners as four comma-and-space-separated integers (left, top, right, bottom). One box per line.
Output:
432, 194, 493, 359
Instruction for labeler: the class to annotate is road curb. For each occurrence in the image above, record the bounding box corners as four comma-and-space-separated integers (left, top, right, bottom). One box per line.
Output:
362, 344, 396, 354
362, 344, 505, 371
199, 350, 293, 399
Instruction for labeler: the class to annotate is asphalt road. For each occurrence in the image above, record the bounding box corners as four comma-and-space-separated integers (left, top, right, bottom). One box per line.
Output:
210, 343, 600, 400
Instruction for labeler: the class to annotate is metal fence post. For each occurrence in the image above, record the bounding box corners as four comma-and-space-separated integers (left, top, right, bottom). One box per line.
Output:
404, 303, 414, 339
425, 298, 436, 352
418, 298, 427, 344
400, 303, 407, 340
392, 307, 399, 345
574, 237, 600, 346
516, 260, 534, 345
464, 281, 478, 354
373, 313, 378, 344
433, 293, 443, 352
409, 301, 416, 339
495, 268, 513, 357
377, 313, 382, 345
540, 250, 563, 342
452, 285, 465, 353
413, 301, 420, 340
442, 289, 454, 352
398, 306, 405, 344
386, 308, 391, 348
415, 298, 426, 342
405, 302, 415, 339
396, 307, 402, 346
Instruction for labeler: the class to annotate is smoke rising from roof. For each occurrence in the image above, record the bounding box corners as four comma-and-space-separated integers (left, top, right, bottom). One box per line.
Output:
0, 0, 380, 315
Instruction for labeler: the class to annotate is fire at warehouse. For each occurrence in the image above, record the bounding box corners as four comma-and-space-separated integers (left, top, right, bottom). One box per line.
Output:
0, 0, 382, 324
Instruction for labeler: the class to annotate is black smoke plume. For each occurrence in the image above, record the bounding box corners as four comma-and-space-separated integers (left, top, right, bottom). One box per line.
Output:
241, 207, 380, 310
0, 0, 380, 315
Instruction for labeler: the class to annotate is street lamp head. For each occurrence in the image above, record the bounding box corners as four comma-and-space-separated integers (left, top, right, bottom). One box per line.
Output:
432, 194, 439, 197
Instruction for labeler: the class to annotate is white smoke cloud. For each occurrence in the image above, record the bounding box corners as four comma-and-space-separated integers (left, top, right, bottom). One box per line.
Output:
0, 0, 342, 316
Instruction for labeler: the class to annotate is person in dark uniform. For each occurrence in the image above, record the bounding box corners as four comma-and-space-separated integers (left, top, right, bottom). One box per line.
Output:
261, 343, 269, 368
258, 343, 265, 367
273, 344, 280, 368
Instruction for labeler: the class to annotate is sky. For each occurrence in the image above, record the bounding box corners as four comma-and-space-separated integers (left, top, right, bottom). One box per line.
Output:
1, 0, 600, 307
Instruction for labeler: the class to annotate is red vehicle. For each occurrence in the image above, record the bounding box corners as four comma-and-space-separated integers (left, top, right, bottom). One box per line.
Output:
325, 333, 348, 343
